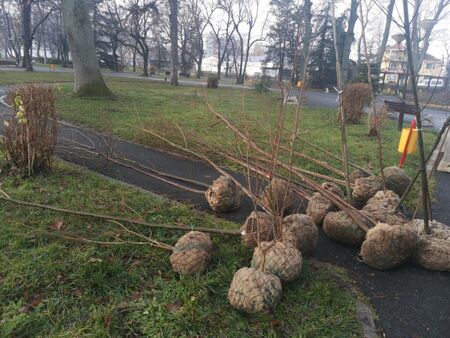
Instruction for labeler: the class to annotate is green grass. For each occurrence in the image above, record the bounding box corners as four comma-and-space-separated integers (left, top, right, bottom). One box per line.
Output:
0, 161, 360, 337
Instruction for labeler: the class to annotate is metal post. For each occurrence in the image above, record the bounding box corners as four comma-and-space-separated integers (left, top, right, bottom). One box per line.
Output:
402, 0, 431, 234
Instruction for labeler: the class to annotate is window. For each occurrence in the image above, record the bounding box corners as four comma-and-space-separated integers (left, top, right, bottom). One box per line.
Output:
389, 62, 396, 70
425, 63, 433, 69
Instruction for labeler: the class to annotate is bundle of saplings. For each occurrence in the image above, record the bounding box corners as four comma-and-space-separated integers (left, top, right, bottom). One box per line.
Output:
228, 267, 282, 314
362, 190, 407, 225
260, 178, 294, 214
251, 241, 303, 282
361, 223, 417, 270
170, 231, 213, 275
306, 182, 343, 225
407, 219, 450, 271
240, 211, 274, 248
323, 211, 366, 246
383, 166, 411, 196
281, 214, 318, 255
205, 175, 242, 213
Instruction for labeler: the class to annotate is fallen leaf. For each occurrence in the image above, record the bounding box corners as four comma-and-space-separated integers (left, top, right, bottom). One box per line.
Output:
117, 301, 129, 310
165, 299, 183, 313
87, 258, 103, 263
271, 320, 282, 328
50, 219, 64, 231
74, 288, 84, 298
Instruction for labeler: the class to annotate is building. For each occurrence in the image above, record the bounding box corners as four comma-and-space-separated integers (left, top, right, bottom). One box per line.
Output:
380, 44, 445, 84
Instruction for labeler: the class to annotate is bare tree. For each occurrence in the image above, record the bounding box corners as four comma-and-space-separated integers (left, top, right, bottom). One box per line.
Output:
375, 0, 395, 71
62, 0, 113, 97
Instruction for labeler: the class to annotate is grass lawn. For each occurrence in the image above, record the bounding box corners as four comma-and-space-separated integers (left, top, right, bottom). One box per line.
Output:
0, 160, 360, 337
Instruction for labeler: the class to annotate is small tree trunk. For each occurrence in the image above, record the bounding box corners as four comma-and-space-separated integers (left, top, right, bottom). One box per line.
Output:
62, 0, 113, 98
20, 1, 33, 71
132, 50, 136, 72
142, 50, 149, 77
169, 0, 179, 86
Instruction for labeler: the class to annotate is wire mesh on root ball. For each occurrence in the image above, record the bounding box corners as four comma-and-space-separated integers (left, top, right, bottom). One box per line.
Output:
251, 241, 303, 282
281, 213, 318, 256
228, 267, 282, 314
306, 182, 343, 225
414, 237, 450, 272
323, 211, 366, 246
362, 190, 407, 225
240, 211, 274, 249
352, 176, 384, 206
205, 175, 242, 213
259, 178, 294, 215
383, 166, 411, 197
361, 223, 417, 270
170, 231, 212, 275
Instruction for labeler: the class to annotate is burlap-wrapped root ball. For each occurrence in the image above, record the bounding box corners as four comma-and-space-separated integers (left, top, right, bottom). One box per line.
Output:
251, 241, 303, 282
352, 176, 383, 205
260, 178, 294, 214
170, 231, 212, 275
413, 237, 450, 272
361, 223, 417, 270
323, 211, 366, 246
306, 182, 343, 225
383, 166, 411, 196
240, 211, 274, 248
205, 175, 242, 213
362, 190, 407, 225
228, 267, 282, 314
349, 169, 370, 184
407, 219, 450, 241
281, 214, 318, 256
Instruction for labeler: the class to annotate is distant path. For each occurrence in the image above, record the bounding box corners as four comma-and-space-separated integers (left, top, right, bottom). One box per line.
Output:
2, 65, 448, 130
1, 84, 450, 338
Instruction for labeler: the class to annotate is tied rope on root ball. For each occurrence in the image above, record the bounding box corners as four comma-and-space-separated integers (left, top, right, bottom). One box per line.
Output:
383, 166, 411, 197
362, 190, 407, 225
228, 267, 282, 314
259, 178, 294, 215
170, 231, 212, 275
282, 214, 318, 256
323, 211, 366, 246
361, 223, 417, 270
352, 176, 383, 206
251, 241, 303, 282
306, 182, 343, 225
205, 175, 242, 213
240, 211, 274, 249
407, 219, 450, 272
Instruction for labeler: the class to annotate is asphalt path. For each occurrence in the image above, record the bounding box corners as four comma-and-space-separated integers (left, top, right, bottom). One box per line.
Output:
1, 82, 450, 337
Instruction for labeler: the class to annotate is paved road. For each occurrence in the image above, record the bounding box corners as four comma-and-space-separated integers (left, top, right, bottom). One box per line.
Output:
1, 84, 450, 337
2, 65, 449, 131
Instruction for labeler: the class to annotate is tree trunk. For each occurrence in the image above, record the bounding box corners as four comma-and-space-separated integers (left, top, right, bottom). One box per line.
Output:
375, 0, 395, 71
299, 0, 312, 80
132, 50, 136, 72
339, 0, 358, 85
20, 1, 33, 71
62, 0, 113, 98
169, 0, 178, 86
142, 49, 149, 76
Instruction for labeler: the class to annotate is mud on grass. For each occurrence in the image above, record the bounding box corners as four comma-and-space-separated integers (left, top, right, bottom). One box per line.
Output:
0, 160, 360, 337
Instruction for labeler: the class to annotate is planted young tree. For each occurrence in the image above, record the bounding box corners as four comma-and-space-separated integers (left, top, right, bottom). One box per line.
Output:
62, 0, 113, 97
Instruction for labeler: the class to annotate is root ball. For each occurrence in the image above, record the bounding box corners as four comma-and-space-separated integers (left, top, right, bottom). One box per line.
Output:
170, 231, 212, 275
205, 175, 242, 213
282, 214, 318, 255
323, 211, 366, 246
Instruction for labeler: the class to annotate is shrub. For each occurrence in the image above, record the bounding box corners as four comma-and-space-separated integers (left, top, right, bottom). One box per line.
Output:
342, 83, 372, 123
254, 75, 272, 93
207, 74, 219, 88
0, 85, 58, 176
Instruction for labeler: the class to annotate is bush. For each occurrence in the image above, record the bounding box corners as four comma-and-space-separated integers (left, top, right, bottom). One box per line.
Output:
254, 75, 272, 93
0, 85, 58, 176
342, 83, 372, 123
207, 74, 219, 88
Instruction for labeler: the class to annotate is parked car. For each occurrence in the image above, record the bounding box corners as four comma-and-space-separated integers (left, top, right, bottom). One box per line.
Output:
417, 77, 445, 88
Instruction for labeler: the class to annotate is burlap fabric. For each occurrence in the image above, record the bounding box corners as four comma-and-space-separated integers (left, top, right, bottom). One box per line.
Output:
323, 211, 366, 246
406, 219, 450, 240
260, 178, 294, 214
383, 166, 411, 196
361, 223, 417, 270
362, 190, 407, 225
240, 211, 274, 248
352, 176, 383, 204
228, 267, 282, 314
413, 237, 450, 272
306, 182, 343, 225
349, 169, 370, 184
281, 213, 318, 255
205, 175, 242, 213
170, 231, 212, 275
251, 241, 303, 282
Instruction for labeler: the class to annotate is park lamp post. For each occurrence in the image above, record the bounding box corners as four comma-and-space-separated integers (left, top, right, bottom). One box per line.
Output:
400, 0, 436, 234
